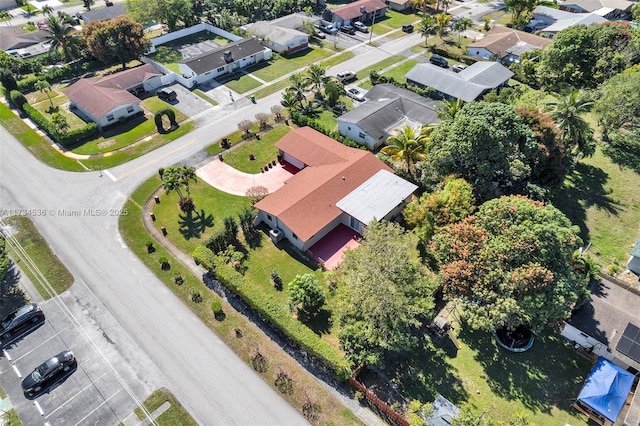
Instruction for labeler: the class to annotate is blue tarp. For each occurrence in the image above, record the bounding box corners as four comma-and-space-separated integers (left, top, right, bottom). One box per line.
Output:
577, 357, 635, 422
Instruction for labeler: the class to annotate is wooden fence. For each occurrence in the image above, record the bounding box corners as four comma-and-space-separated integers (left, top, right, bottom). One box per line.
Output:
349, 367, 409, 426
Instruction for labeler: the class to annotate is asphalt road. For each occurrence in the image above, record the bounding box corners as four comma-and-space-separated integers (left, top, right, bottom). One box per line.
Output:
0, 16, 430, 425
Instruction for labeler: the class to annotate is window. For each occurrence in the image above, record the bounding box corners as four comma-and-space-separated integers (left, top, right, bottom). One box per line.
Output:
106, 114, 114, 121
358, 132, 366, 139
267, 214, 272, 221
217, 67, 224, 72
292, 233, 298, 240
126, 106, 134, 113
348, 126, 351, 131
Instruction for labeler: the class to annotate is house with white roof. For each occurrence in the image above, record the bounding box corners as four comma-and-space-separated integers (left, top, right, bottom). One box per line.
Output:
405, 62, 514, 102
337, 84, 440, 150
248, 21, 309, 55
532, 6, 608, 37
559, 0, 632, 20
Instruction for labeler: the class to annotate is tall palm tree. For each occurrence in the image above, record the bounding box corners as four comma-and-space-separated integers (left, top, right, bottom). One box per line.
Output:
34, 80, 53, 110
43, 16, 83, 61
437, 98, 464, 121
452, 17, 472, 45
281, 89, 303, 113
435, 13, 451, 38
550, 91, 596, 158
41, 4, 54, 17
382, 124, 435, 178
288, 73, 310, 108
177, 165, 197, 199
419, 15, 438, 47
0, 11, 13, 26
305, 64, 327, 100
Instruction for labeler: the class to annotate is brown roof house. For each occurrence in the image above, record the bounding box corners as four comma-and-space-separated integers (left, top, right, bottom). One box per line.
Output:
324, 0, 387, 27
65, 64, 163, 128
255, 127, 417, 254
467, 27, 552, 64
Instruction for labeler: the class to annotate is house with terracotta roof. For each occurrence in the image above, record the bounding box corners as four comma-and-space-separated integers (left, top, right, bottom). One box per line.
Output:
178, 38, 271, 85
254, 127, 417, 265
467, 27, 552, 64
323, 0, 387, 27
64, 63, 163, 128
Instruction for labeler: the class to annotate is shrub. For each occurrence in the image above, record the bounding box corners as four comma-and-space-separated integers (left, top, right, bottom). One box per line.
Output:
238, 119, 253, 134
154, 108, 177, 133
245, 186, 268, 204
17, 75, 47, 93
159, 257, 170, 270
271, 270, 283, 291
145, 241, 155, 253
174, 274, 184, 285
0, 68, 18, 92
211, 299, 222, 314
223, 216, 238, 242
214, 259, 351, 381
192, 292, 203, 303
22, 104, 99, 147
10, 90, 27, 110
192, 245, 216, 271
204, 230, 229, 254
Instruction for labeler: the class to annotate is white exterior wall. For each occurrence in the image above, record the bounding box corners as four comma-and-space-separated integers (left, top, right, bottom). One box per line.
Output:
337, 121, 377, 150
142, 75, 163, 91
282, 152, 305, 169
560, 323, 614, 361
467, 47, 493, 60
94, 103, 142, 128
147, 23, 241, 54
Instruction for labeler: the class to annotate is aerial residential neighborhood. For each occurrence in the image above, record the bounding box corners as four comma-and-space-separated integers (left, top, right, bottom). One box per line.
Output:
0, 0, 639, 425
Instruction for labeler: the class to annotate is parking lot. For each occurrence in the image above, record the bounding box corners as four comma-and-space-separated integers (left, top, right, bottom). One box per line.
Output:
0, 287, 160, 426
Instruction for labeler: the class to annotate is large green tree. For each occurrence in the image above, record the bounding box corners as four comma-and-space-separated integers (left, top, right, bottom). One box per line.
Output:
336, 221, 438, 366
84, 18, 151, 69
504, 0, 537, 25
424, 102, 538, 202
43, 16, 84, 61
304, 64, 327, 100
127, 0, 196, 31
593, 67, 640, 137
537, 22, 640, 90
287, 274, 325, 317
161, 165, 197, 211
382, 124, 434, 179
432, 195, 589, 333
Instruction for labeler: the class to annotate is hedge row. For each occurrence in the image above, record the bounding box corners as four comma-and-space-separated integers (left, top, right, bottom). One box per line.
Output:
213, 259, 351, 381
289, 111, 363, 149
23, 104, 99, 147
9, 90, 27, 110
192, 245, 216, 270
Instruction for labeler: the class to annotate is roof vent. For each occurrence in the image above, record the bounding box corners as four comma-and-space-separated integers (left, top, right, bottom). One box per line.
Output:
342, 176, 346, 180
223, 51, 233, 63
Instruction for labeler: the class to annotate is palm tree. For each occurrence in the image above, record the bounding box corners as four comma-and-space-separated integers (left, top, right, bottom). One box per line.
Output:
288, 73, 310, 108
435, 13, 451, 38
549, 91, 596, 158
51, 113, 69, 132
41, 4, 54, 17
382, 124, 435, 178
452, 17, 472, 45
0, 11, 13, 26
305, 64, 327, 100
419, 16, 438, 47
177, 165, 197, 199
34, 80, 54, 110
281, 89, 303, 113
437, 98, 464, 121
43, 16, 83, 61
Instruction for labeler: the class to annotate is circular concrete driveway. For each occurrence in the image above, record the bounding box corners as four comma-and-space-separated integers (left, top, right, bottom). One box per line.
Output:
196, 159, 293, 196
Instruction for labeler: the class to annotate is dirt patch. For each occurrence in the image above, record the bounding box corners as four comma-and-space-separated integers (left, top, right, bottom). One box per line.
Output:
358, 368, 408, 415
98, 140, 115, 150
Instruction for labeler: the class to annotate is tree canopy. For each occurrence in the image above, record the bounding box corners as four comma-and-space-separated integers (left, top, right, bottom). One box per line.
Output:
593, 66, 640, 135
537, 22, 640, 90
84, 18, 151, 69
432, 196, 589, 333
287, 274, 325, 317
335, 221, 438, 366
424, 102, 538, 202
126, 0, 197, 31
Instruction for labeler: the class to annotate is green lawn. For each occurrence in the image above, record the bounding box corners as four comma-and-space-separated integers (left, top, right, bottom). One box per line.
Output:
253, 78, 291, 99
387, 328, 591, 425
120, 178, 362, 425
221, 73, 262, 94
147, 46, 183, 68
360, 58, 419, 89
251, 47, 334, 81
72, 98, 187, 155
551, 147, 640, 270
193, 89, 218, 106
0, 103, 85, 171
356, 55, 406, 82
320, 51, 356, 68
31, 92, 88, 131
4, 216, 75, 299
376, 9, 420, 29
221, 126, 291, 173
133, 388, 197, 426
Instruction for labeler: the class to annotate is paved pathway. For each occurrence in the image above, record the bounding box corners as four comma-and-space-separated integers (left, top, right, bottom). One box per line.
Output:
196, 158, 292, 196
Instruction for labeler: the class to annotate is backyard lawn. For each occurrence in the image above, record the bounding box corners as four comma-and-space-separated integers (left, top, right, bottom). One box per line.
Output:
221, 125, 291, 173
360, 59, 419, 89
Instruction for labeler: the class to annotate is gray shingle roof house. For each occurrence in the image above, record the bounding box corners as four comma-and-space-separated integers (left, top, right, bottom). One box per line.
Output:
405, 62, 514, 102
178, 38, 271, 84
248, 21, 309, 55
79, 4, 127, 24
0, 27, 49, 58
559, 0, 632, 19
337, 84, 440, 150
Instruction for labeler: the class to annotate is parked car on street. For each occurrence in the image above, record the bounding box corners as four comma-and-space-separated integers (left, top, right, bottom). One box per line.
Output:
353, 21, 368, 33
402, 24, 414, 33
429, 54, 449, 68
318, 23, 338, 34
337, 71, 357, 82
0, 303, 44, 342
346, 88, 366, 102
22, 350, 77, 399
315, 31, 326, 39
339, 25, 356, 35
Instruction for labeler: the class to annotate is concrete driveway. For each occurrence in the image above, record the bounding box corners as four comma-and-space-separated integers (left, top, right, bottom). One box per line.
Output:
196, 158, 293, 196
163, 83, 215, 118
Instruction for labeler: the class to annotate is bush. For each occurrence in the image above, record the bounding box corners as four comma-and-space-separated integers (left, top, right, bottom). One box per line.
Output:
159, 257, 170, 270
0, 68, 18, 92
154, 108, 177, 132
17, 75, 47, 93
10, 90, 27, 110
214, 259, 351, 381
22, 104, 99, 147
204, 230, 229, 254
211, 299, 222, 314
192, 245, 216, 271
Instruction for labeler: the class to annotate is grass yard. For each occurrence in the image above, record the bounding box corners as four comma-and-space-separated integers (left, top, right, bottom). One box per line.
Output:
253, 78, 292, 99
120, 178, 362, 425
387, 328, 591, 425
0, 103, 84, 171
360, 58, 419, 89
551, 147, 640, 271
220, 73, 262, 94
71, 97, 187, 155
251, 47, 334, 82
4, 216, 74, 299
31, 91, 88, 131
377, 10, 420, 29
192, 89, 218, 106
221, 126, 291, 173
355, 55, 406, 82
132, 388, 197, 426
320, 51, 356, 68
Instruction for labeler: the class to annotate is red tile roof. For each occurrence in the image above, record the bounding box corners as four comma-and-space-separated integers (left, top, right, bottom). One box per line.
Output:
64, 63, 161, 119
255, 127, 392, 242
331, 0, 387, 21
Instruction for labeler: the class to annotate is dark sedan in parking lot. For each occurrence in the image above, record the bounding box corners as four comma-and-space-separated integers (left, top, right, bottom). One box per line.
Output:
22, 350, 77, 399
0, 303, 44, 343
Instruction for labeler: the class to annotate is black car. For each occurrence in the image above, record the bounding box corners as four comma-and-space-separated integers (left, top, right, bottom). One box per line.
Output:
22, 350, 77, 399
339, 25, 356, 35
429, 54, 449, 68
157, 87, 177, 101
402, 24, 414, 33
0, 303, 44, 341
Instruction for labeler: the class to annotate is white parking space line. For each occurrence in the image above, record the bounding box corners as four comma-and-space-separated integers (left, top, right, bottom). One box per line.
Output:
44, 371, 108, 419
44, 422, 52, 426
34, 400, 45, 416
11, 364, 21, 378
103, 169, 117, 182
11, 326, 73, 362
72, 389, 122, 426
3, 349, 12, 361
